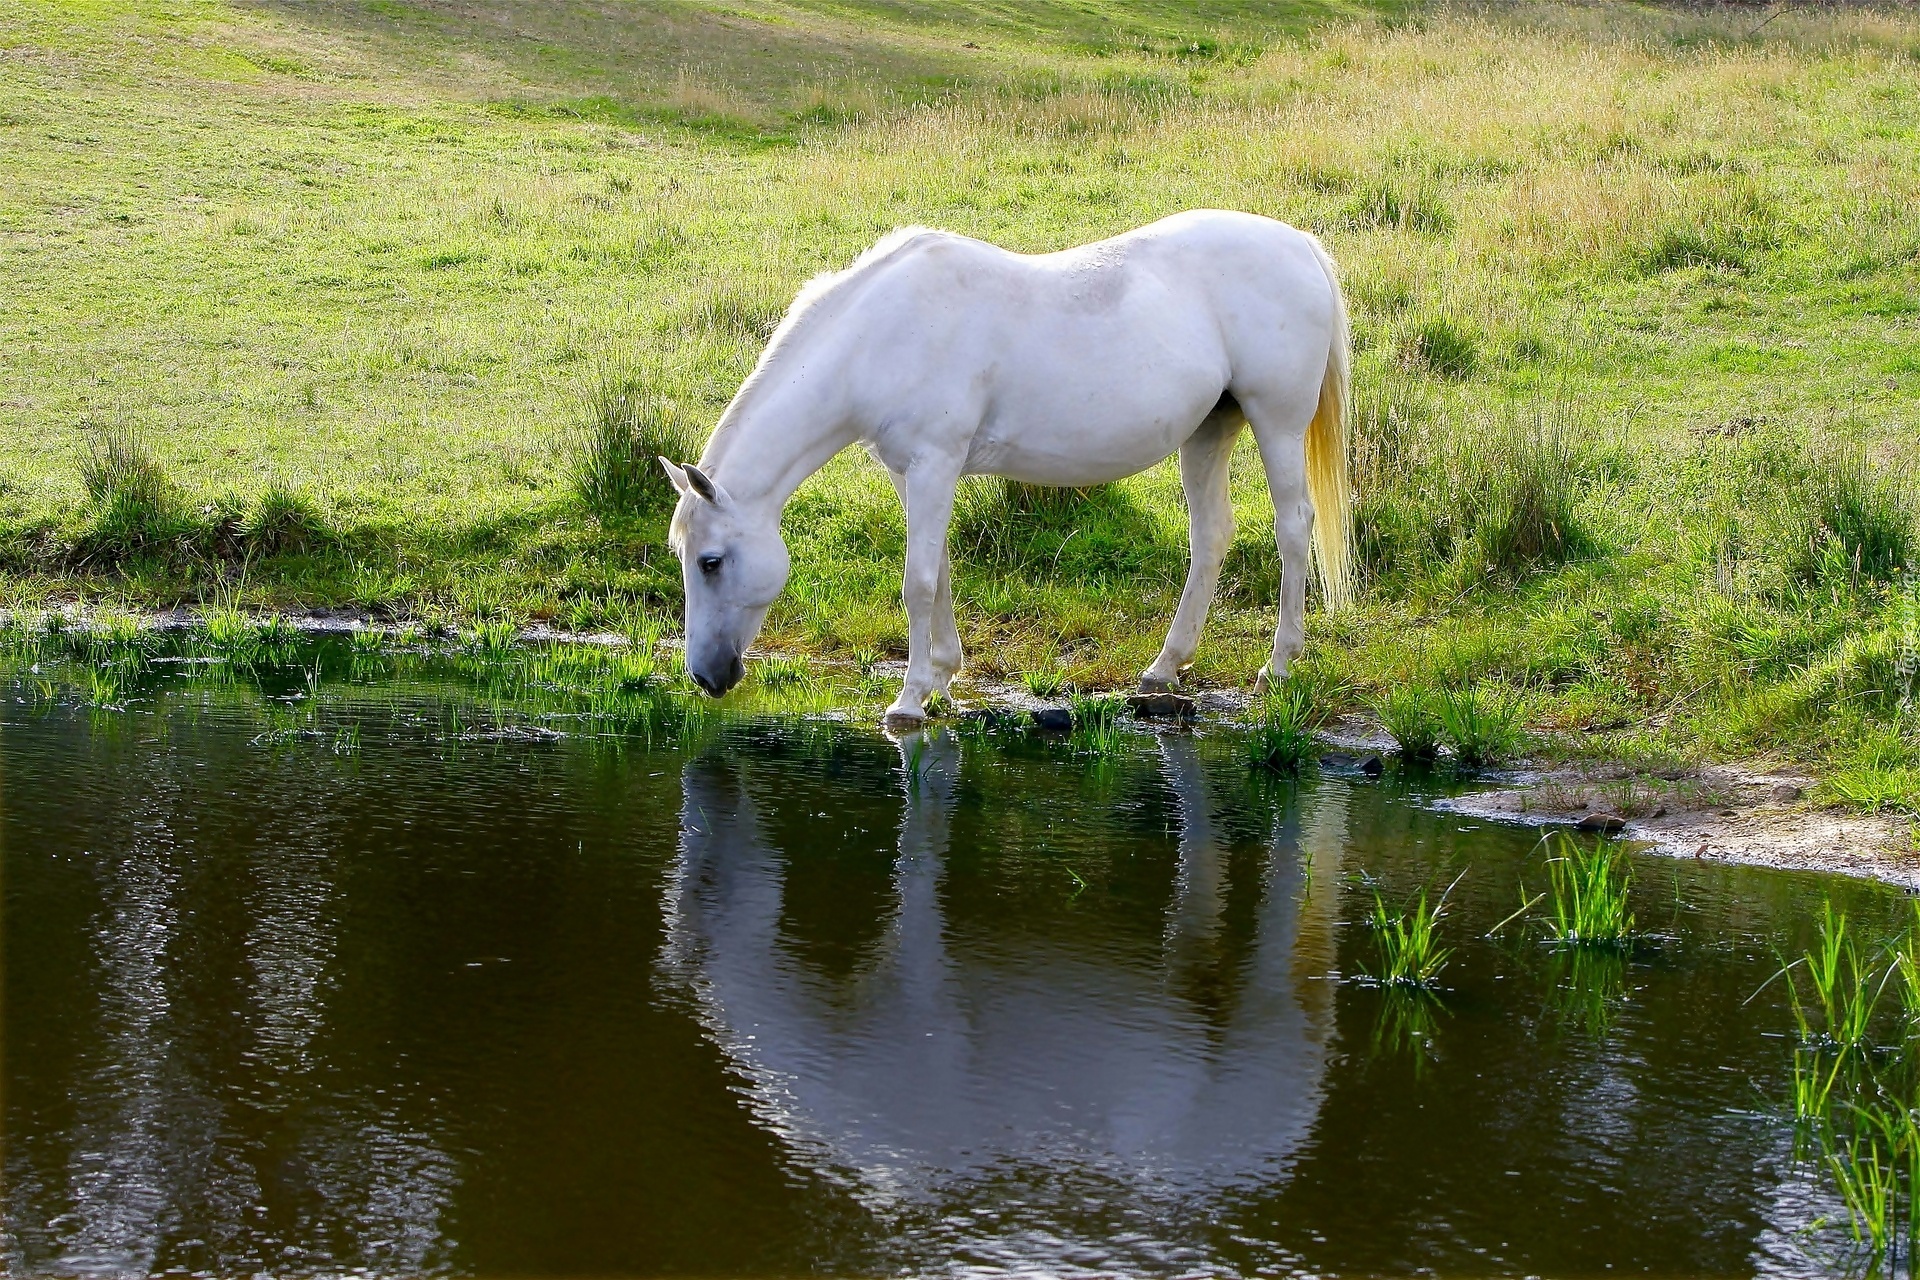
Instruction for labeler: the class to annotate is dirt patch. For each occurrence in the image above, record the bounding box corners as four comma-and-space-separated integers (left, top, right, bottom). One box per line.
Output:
1441, 763, 1919, 889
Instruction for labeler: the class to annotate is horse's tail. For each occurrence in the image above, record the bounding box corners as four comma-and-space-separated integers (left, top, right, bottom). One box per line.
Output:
1302, 233, 1354, 611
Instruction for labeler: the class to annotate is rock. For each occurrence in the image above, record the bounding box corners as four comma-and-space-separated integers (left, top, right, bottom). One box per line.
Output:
1127, 691, 1196, 720
1577, 812, 1628, 835
1321, 752, 1360, 770
1361, 754, 1384, 777
1652, 806, 1667, 819
1031, 707, 1073, 731
1771, 783, 1803, 804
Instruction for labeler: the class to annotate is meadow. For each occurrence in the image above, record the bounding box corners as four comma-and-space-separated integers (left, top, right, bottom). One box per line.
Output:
2, 0, 1918, 802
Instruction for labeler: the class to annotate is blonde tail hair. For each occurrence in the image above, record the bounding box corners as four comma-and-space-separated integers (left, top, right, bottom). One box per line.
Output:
1303, 235, 1354, 611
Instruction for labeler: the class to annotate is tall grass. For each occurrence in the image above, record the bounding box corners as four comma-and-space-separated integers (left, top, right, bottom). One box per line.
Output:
576, 366, 706, 520
1365, 876, 1460, 989
1372, 685, 1441, 761
1437, 685, 1525, 767
1540, 832, 1636, 948
1246, 681, 1328, 773
1788, 444, 1915, 591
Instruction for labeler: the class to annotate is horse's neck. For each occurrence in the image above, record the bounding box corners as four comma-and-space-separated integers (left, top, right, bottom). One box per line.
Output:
704, 353, 856, 518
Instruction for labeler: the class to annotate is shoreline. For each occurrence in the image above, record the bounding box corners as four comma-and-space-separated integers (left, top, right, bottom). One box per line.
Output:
7, 604, 1909, 890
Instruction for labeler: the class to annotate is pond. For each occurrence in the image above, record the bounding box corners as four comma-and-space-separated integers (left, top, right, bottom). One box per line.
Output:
1, 636, 1910, 1277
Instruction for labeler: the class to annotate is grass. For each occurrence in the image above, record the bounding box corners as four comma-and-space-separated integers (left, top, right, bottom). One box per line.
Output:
1436, 684, 1525, 767
1372, 685, 1440, 761
1246, 678, 1331, 773
1069, 691, 1130, 758
1539, 832, 1636, 948
2, 0, 1919, 802
1776, 901, 1920, 1276
1363, 875, 1459, 989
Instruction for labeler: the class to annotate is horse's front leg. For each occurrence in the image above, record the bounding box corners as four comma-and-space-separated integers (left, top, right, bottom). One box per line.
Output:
886, 464, 963, 723
886, 468, 963, 695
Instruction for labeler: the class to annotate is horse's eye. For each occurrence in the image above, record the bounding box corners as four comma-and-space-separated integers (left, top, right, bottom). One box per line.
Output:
698, 554, 724, 577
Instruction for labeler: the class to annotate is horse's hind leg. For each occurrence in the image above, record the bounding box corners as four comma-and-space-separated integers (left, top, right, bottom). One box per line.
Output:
1238, 387, 1321, 692
1141, 406, 1243, 693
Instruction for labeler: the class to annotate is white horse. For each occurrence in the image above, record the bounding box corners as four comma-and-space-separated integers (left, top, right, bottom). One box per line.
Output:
661, 208, 1353, 721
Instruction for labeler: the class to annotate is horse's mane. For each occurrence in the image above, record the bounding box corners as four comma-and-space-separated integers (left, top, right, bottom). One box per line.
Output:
670, 226, 944, 549
698, 225, 941, 463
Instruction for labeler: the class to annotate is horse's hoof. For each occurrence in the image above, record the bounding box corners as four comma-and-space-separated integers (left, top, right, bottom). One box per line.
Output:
1253, 665, 1272, 696
883, 706, 927, 729
1138, 676, 1178, 695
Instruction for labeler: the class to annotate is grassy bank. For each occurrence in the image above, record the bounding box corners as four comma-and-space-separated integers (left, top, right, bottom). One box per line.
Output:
3, 0, 1918, 802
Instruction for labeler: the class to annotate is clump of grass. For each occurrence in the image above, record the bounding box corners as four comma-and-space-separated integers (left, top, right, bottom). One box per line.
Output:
1364, 876, 1460, 989
1776, 900, 1889, 1052
1787, 445, 1914, 591
1401, 316, 1478, 379
80, 425, 170, 511
756, 654, 809, 688
1372, 685, 1441, 761
1069, 691, 1129, 757
76, 426, 190, 560
1540, 832, 1636, 948
1343, 179, 1453, 234
1246, 681, 1328, 773
244, 480, 330, 556
1436, 684, 1524, 766
611, 645, 659, 693
1022, 662, 1069, 699
349, 627, 385, 655
576, 367, 705, 520
468, 619, 518, 659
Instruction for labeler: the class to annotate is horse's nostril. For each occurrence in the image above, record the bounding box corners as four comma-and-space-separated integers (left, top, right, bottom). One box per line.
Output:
691, 670, 719, 696
726, 654, 745, 689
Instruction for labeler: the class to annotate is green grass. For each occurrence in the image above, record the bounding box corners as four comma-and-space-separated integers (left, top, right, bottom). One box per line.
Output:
1246, 679, 1329, 773
1364, 876, 1458, 989
1539, 832, 1636, 948
3, 0, 1919, 801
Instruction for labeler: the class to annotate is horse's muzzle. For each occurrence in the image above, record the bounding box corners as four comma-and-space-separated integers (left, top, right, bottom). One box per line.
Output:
690, 651, 745, 697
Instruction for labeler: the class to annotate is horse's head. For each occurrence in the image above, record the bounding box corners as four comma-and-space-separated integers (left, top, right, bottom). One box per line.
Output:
662, 458, 790, 696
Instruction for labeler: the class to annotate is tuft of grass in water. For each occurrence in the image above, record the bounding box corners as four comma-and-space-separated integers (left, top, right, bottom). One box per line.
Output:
1069, 691, 1128, 758
468, 619, 518, 658
576, 366, 706, 521
1539, 831, 1636, 948
1776, 899, 1890, 1052
756, 654, 809, 688
1437, 684, 1524, 767
1246, 681, 1330, 774
1372, 685, 1441, 761
1021, 663, 1069, 699
350, 627, 386, 655
1364, 875, 1460, 989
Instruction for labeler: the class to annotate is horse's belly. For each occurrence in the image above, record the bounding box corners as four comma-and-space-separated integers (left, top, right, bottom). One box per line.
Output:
964, 358, 1222, 486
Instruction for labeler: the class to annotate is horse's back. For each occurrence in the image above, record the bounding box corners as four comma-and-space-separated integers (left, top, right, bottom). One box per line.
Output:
843, 211, 1339, 484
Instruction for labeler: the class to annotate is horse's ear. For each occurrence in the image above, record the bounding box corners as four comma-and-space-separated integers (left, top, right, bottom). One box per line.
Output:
681, 463, 726, 506
658, 457, 691, 496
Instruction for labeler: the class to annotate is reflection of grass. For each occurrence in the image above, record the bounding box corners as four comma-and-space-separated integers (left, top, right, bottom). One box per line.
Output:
1369, 987, 1446, 1076
1548, 946, 1628, 1036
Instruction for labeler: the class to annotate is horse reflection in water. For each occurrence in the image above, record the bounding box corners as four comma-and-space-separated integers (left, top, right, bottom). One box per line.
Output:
662, 733, 1350, 1273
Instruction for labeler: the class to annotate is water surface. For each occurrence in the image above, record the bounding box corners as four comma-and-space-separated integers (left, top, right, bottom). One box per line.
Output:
0, 650, 1899, 1276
